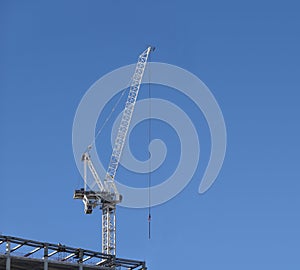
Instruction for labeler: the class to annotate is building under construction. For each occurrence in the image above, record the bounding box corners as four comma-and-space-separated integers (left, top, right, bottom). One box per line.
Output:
0, 235, 146, 270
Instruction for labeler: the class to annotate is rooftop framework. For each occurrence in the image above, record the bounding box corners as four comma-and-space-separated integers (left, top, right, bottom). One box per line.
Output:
0, 235, 146, 270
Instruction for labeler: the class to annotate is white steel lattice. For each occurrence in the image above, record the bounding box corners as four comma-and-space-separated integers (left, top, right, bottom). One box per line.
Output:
104, 47, 152, 195
102, 205, 116, 255
74, 46, 153, 257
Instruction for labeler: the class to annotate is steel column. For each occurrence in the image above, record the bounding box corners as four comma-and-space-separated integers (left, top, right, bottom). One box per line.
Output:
43, 244, 48, 270
5, 241, 10, 270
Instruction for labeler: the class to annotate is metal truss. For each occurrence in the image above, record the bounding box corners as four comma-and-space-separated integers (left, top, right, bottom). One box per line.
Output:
0, 235, 146, 270
104, 46, 153, 187
102, 204, 116, 255
74, 46, 154, 257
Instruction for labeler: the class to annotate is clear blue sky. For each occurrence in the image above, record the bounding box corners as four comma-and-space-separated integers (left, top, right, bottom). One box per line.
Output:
1, 1, 299, 269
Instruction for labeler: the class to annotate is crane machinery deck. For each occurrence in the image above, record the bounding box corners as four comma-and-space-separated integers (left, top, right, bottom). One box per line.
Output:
74, 46, 154, 256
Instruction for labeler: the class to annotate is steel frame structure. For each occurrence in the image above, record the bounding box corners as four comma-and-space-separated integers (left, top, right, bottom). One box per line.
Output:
0, 235, 146, 270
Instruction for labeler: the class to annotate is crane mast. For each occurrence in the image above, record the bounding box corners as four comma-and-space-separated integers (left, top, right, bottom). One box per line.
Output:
74, 46, 154, 256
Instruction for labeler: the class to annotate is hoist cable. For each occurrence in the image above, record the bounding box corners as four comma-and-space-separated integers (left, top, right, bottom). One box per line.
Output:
148, 54, 152, 239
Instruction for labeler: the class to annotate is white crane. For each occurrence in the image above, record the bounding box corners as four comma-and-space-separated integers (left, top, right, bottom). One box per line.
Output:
74, 46, 154, 256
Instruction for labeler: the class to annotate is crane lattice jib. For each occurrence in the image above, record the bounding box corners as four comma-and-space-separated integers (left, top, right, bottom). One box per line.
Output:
104, 47, 153, 192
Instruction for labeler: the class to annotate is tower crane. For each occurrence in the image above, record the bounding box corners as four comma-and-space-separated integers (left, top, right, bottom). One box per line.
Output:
74, 46, 154, 256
